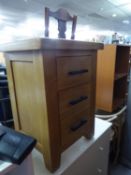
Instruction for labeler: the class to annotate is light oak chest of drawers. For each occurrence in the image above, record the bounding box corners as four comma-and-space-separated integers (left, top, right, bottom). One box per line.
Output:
1, 38, 103, 172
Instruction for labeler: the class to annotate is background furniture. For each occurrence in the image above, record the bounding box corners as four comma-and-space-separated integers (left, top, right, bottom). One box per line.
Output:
0, 65, 13, 127
120, 69, 131, 168
96, 106, 126, 164
110, 69, 131, 175
32, 118, 112, 175
1, 38, 103, 172
96, 44, 130, 112
45, 7, 77, 39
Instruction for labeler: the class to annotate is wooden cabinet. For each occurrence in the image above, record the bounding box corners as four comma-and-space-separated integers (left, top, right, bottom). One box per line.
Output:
0, 38, 103, 172
96, 44, 130, 112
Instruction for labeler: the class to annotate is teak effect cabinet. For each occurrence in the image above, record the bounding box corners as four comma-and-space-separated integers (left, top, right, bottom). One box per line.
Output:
1, 38, 103, 172
96, 44, 130, 112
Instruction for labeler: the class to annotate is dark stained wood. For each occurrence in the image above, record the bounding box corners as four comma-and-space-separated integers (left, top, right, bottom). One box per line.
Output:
57, 55, 92, 90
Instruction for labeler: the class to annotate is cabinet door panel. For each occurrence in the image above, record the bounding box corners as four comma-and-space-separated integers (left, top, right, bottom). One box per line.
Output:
11, 61, 44, 144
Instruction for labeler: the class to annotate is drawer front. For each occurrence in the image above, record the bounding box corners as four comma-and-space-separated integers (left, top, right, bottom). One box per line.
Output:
91, 131, 110, 175
61, 109, 92, 150
64, 128, 111, 175
59, 84, 91, 116
57, 55, 92, 89
86, 128, 110, 175
63, 127, 111, 175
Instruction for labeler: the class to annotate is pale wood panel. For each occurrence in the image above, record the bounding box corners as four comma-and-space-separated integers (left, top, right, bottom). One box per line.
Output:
11, 60, 45, 144
96, 45, 116, 112
5, 54, 21, 130
0, 52, 5, 65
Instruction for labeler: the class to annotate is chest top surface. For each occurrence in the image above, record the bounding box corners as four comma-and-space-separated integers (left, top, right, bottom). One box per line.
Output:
0, 38, 103, 52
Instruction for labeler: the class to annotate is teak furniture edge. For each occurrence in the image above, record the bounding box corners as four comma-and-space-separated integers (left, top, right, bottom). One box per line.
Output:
0, 38, 103, 172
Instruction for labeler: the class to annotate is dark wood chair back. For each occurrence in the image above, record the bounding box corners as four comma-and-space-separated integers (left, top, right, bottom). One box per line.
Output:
44, 7, 77, 39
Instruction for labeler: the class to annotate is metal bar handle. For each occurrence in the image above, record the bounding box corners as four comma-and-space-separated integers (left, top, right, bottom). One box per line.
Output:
70, 118, 87, 131
68, 69, 88, 76
69, 96, 88, 106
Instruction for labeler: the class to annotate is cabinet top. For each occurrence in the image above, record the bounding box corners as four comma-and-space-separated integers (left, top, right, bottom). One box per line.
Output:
0, 38, 103, 52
